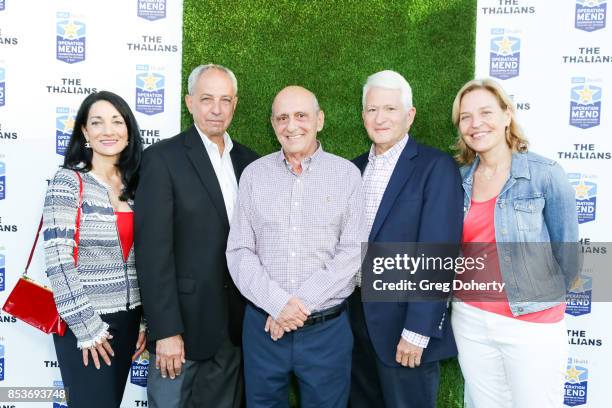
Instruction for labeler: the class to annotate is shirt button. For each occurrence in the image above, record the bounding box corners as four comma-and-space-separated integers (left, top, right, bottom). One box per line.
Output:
499, 203, 505, 208
501, 229, 507, 235
291, 252, 296, 257
290, 279, 295, 284
518, 307, 524, 312
294, 202, 299, 206
504, 256, 511, 263
296, 179, 301, 183
292, 227, 297, 231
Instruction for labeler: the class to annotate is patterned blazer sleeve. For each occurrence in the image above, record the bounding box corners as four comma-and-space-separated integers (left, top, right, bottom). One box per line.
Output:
42, 169, 109, 349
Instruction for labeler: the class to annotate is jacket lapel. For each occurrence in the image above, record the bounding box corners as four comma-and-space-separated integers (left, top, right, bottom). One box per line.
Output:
369, 138, 419, 241
184, 126, 229, 228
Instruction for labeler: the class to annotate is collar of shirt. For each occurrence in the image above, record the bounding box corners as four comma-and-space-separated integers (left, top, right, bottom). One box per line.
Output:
194, 124, 234, 159
367, 133, 409, 168
276, 141, 323, 174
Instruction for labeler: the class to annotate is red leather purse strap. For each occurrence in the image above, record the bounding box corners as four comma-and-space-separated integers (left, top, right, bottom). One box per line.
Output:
24, 171, 84, 276
72, 171, 84, 265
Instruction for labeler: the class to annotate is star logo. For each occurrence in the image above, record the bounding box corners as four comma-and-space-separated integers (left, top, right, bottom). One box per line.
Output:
142, 73, 160, 91
566, 365, 585, 383
577, 86, 594, 104
61, 21, 80, 39
61, 115, 75, 133
569, 276, 586, 292
495, 37, 516, 55
574, 181, 592, 200
583, 0, 601, 7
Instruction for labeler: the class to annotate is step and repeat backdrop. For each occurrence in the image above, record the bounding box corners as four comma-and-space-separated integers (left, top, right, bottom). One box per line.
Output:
476, 1, 611, 407
0, 0, 183, 407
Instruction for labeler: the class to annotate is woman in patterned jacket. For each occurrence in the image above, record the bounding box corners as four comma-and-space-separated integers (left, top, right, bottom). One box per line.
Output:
43, 91, 145, 407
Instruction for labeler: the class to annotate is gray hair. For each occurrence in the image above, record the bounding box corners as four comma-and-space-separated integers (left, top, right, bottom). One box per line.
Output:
362, 70, 413, 111
187, 64, 238, 95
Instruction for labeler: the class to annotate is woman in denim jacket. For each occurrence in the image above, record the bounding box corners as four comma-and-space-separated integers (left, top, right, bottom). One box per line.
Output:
450, 78, 579, 408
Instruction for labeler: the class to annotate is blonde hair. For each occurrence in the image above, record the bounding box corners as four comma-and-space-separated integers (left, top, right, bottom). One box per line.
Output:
451, 78, 528, 165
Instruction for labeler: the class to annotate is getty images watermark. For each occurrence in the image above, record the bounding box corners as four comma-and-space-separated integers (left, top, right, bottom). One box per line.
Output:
359, 242, 609, 303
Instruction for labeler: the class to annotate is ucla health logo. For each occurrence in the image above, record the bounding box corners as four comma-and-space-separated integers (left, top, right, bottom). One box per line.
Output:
138, 0, 166, 21
490, 28, 520, 80
575, 0, 607, 32
130, 349, 149, 387
0, 341, 4, 381
56, 12, 86, 64
135, 65, 164, 115
0, 251, 4, 292
566, 274, 592, 316
565, 359, 588, 406
570, 77, 602, 129
0, 66, 5, 107
569, 173, 597, 224
0, 161, 5, 200
56, 107, 76, 156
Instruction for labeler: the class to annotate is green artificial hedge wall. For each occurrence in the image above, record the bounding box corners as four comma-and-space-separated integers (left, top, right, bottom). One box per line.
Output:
182, 1, 476, 406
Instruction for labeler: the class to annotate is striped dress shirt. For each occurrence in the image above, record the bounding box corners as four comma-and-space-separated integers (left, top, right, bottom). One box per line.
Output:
226, 144, 367, 319
361, 134, 430, 348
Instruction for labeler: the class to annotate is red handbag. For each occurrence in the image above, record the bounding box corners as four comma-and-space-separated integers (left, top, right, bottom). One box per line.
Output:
2, 171, 83, 335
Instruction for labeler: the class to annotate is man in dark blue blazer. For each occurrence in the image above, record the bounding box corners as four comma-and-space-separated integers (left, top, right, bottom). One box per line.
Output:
349, 70, 463, 408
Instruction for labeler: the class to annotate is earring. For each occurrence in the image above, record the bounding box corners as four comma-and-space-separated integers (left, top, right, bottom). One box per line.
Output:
85, 141, 91, 149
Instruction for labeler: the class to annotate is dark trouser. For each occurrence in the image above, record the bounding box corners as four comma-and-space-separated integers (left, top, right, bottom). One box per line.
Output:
243, 303, 353, 408
53, 306, 142, 408
348, 290, 440, 408
147, 338, 243, 408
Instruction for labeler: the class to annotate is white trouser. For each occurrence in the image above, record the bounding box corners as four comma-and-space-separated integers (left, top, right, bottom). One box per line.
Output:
451, 301, 568, 408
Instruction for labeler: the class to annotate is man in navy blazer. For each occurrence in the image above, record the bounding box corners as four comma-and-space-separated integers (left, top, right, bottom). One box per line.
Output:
349, 70, 463, 408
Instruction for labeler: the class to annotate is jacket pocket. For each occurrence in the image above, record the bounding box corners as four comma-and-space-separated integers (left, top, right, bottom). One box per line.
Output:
513, 197, 545, 231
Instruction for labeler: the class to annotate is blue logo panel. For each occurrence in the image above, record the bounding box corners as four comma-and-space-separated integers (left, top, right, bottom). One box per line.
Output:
56, 107, 75, 156
0, 67, 5, 107
575, 1, 607, 32
569, 174, 597, 224
135, 68, 164, 115
137, 0, 166, 21
570, 83, 602, 129
0, 343, 5, 381
565, 364, 588, 406
53, 380, 67, 407
566, 276, 592, 316
56, 15, 86, 64
0, 161, 5, 200
0, 1, 5, 11
0, 253, 5, 291
130, 350, 149, 387
490, 32, 520, 80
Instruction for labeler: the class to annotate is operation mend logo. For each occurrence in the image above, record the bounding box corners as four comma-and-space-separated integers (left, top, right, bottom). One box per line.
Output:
575, 0, 607, 32
130, 349, 149, 387
0, 250, 4, 291
56, 107, 76, 156
569, 77, 602, 129
0, 0, 4, 11
0, 161, 5, 200
135, 64, 164, 115
489, 28, 521, 80
569, 173, 597, 224
56, 12, 85, 64
565, 358, 589, 406
0, 341, 4, 381
566, 274, 592, 316
137, 0, 166, 21
0, 66, 5, 107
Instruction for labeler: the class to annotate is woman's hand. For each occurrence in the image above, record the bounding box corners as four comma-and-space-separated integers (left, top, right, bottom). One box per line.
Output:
82, 334, 114, 369
132, 331, 147, 362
